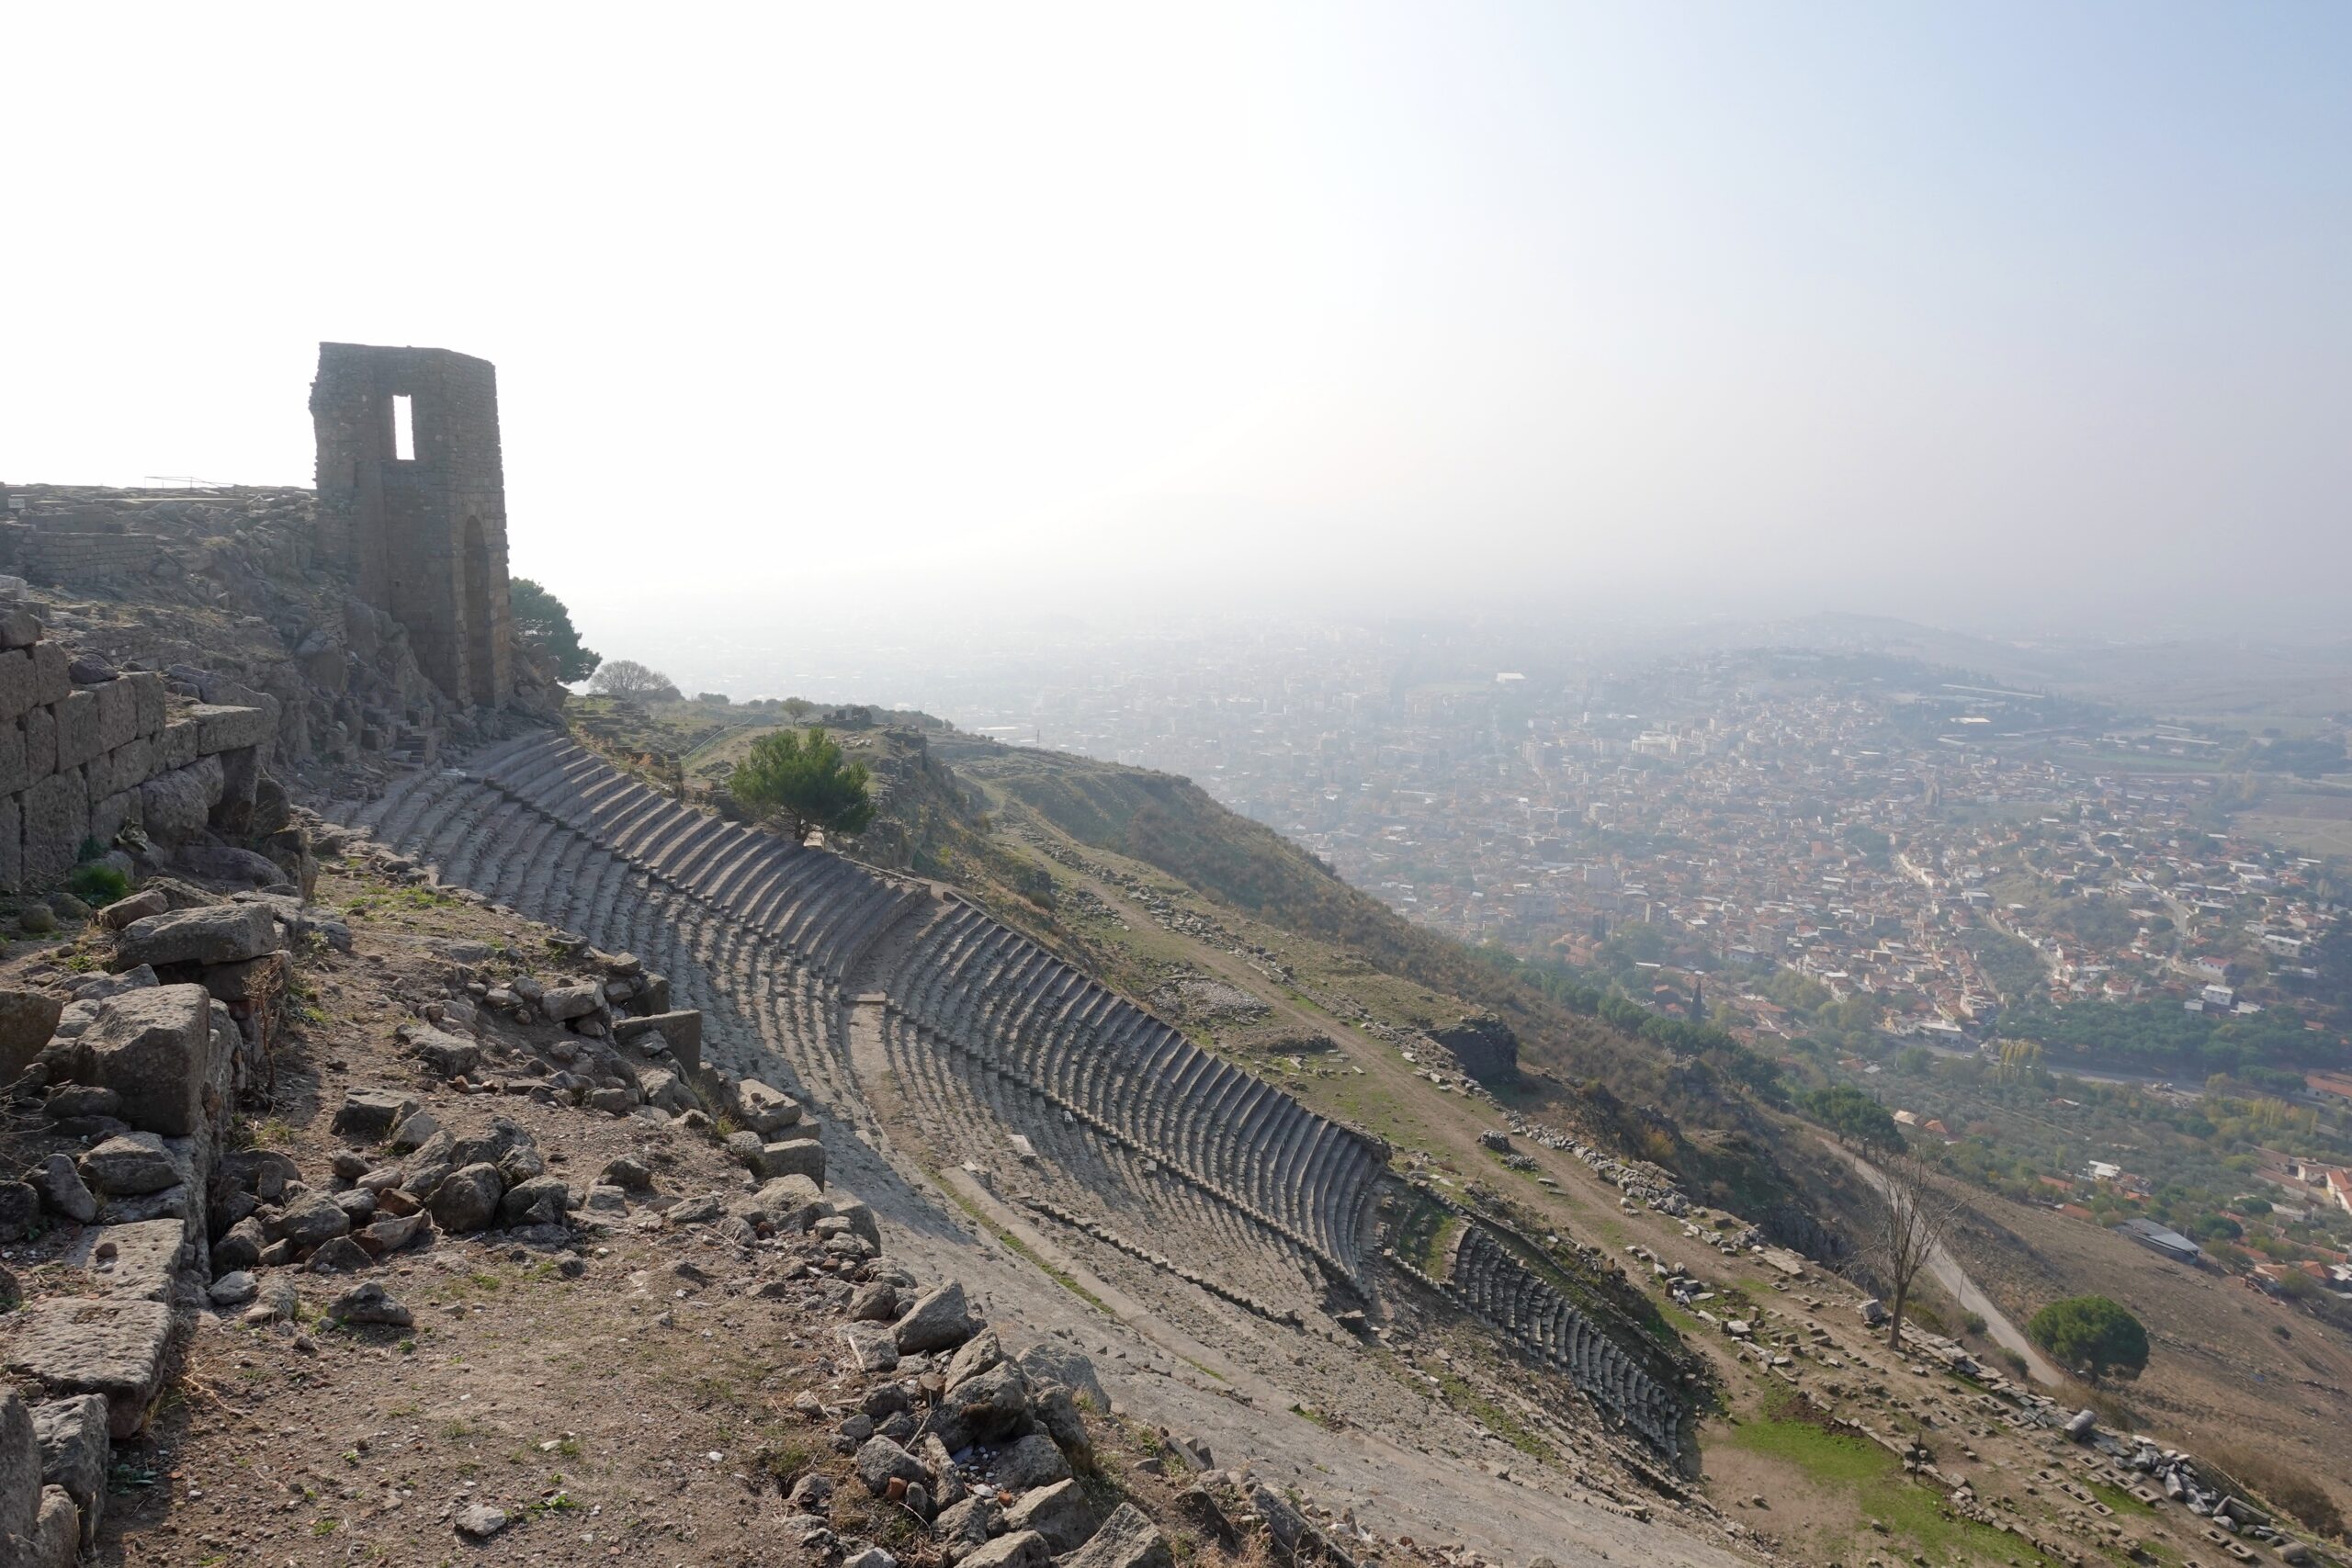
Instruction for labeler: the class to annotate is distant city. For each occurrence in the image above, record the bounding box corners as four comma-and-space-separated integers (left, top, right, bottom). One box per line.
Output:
927, 626, 2348, 1067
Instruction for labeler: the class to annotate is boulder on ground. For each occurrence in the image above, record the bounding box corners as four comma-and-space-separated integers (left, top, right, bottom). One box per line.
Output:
940, 1359, 1032, 1446
329, 1281, 413, 1327
855, 1435, 930, 1496
945, 1329, 1004, 1391
206, 1271, 258, 1306
406, 1028, 480, 1079
0, 989, 64, 1078
840, 1322, 900, 1373
332, 1087, 422, 1141
733, 1078, 800, 1135
358, 1211, 429, 1255
751, 1137, 826, 1185
828, 1196, 880, 1247
933, 1495, 1001, 1562
210, 1217, 266, 1272
1002, 1477, 1096, 1552
75, 1134, 181, 1198
895, 1281, 977, 1354
1033, 1383, 1093, 1472
274, 1191, 354, 1250
1065, 1504, 1171, 1568
115, 904, 277, 968
959, 1529, 1053, 1568
307, 1236, 372, 1273
599, 1155, 652, 1190
34, 1156, 96, 1224
637, 1067, 695, 1114
427, 1163, 504, 1234
540, 983, 603, 1021
455, 1502, 510, 1540
991, 1432, 1072, 1491
1016, 1343, 1108, 1411
96, 890, 168, 931
498, 1176, 570, 1228
388, 1109, 442, 1153
741, 1174, 824, 1232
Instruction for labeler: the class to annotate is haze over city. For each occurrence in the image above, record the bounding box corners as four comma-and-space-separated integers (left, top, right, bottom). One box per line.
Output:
7, 2, 2348, 659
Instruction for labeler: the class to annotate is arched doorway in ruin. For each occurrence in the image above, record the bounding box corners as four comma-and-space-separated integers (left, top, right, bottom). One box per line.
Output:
462, 515, 497, 707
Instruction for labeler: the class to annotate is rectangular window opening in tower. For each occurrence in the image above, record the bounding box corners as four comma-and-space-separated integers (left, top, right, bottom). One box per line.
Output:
391, 394, 415, 461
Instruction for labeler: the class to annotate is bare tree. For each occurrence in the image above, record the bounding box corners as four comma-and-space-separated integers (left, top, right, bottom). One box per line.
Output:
588, 659, 679, 702
1871, 1148, 1963, 1350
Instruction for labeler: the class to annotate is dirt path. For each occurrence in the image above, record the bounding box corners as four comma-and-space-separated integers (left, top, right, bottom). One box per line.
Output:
1833, 1143, 2065, 1384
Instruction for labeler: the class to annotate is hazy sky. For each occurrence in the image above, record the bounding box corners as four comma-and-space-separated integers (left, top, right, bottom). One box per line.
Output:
6, 4, 2346, 658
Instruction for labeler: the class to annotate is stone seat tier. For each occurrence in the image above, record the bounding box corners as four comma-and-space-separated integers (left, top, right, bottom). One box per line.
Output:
330, 735, 1387, 1291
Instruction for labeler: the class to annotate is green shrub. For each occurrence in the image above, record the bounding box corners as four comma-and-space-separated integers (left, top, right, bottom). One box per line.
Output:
2028, 1295, 2149, 1381
66, 863, 130, 906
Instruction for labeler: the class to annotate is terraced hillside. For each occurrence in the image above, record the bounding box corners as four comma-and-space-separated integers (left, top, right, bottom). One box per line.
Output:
331, 730, 1387, 1325
1441, 1222, 1684, 1456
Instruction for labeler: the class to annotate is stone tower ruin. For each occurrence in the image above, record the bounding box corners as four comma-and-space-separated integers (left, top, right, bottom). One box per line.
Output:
311, 343, 514, 707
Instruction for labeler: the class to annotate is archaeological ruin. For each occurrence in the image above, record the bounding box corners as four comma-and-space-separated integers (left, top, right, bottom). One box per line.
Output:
311, 343, 514, 710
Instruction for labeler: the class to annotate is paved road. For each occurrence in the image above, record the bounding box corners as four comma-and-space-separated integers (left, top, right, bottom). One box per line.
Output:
1832, 1143, 2068, 1385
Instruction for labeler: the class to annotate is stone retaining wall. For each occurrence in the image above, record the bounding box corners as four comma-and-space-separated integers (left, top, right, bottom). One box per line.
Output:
0, 608, 270, 890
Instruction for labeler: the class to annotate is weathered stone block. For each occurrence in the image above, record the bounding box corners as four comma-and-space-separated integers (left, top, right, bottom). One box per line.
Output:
0, 1387, 38, 1538
216, 747, 259, 818
77, 1134, 182, 1198
28, 1483, 78, 1566
52, 985, 215, 1137
136, 757, 221, 843
156, 717, 197, 770
1003, 1478, 1098, 1552
1, 1296, 175, 1438
53, 691, 99, 771
0, 608, 40, 649
0, 795, 18, 894
960, 1529, 1053, 1568
30, 643, 67, 706
894, 1281, 975, 1354
21, 706, 53, 780
94, 681, 136, 751
62, 1220, 186, 1303
89, 791, 134, 846
332, 1087, 420, 1138
20, 769, 87, 887
1064, 1504, 1170, 1568
0, 649, 32, 722
613, 1009, 704, 1075
749, 1136, 826, 1185
87, 736, 153, 802
0, 987, 63, 1078
733, 1077, 800, 1135
189, 705, 268, 755
125, 671, 164, 737
117, 904, 278, 968
0, 721, 28, 796
30, 1395, 107, 1548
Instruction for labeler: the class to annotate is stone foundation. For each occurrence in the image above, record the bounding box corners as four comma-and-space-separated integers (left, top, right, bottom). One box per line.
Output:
0, 607, 268, 892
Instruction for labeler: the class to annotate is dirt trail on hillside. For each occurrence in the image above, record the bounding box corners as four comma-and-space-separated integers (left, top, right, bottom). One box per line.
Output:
1832, 1145, 2064, 1384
